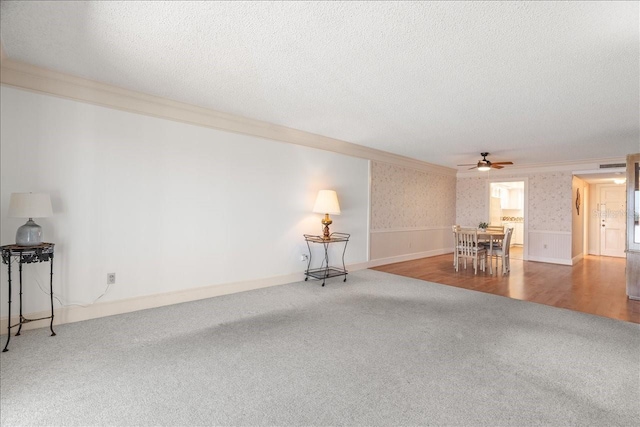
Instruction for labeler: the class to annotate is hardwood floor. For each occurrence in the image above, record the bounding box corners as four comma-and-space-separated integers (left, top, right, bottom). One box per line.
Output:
372, 254, 640, 324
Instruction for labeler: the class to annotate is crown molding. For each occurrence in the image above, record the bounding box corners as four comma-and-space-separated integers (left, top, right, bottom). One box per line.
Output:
456, 156, 627, 178
0, 57, 456, 176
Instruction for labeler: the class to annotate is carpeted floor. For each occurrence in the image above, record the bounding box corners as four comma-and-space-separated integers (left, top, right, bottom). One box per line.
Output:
1, 269, 638, 426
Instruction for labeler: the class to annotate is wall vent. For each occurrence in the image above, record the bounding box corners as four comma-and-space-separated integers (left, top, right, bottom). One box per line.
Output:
599, 163, 625, 169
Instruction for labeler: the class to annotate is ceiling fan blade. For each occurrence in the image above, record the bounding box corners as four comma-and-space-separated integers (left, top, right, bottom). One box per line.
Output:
491, 161, 513, 165
491, 165, 504, 169
457, 163, 477, 166
468, 166, 478, 170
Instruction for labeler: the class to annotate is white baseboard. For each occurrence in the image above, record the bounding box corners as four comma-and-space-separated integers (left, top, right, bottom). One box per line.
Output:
0, 271, 303, 336
0, 262, 378, 336
345, 261, 375, 272
527, 255, 573, 266
366, 248, 452, 268
572, 253, 584, 265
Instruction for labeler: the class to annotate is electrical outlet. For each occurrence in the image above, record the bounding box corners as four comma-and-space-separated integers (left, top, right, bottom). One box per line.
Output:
300, 254, 309, 262
107, 273, 116, 284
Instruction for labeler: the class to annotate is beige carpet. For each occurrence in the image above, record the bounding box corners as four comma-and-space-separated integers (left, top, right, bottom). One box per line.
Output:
1, 269, 638, 426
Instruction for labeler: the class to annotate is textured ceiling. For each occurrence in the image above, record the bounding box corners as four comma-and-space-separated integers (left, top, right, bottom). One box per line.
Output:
1, 1, 638, 170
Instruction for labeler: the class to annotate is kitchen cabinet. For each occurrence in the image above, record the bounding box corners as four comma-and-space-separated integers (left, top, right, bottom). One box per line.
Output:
508, 189, 523, 209
499, 188, 509, 209
513, 223, 524, 245
499, 188, 524, 210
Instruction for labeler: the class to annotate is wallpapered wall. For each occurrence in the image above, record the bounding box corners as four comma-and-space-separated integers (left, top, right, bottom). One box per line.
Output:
456, 171, 573, 232
455, 177, 487, 228
572, 176, 588, 258
528, 172, 573, 231
371, 161, 456, 230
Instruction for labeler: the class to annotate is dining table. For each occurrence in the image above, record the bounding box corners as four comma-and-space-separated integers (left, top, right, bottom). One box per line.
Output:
478, 230, 505, 274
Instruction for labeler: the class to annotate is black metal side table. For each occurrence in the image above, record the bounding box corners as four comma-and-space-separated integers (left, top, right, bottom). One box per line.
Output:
304, 233, 350, 286
1, 243, 56, 352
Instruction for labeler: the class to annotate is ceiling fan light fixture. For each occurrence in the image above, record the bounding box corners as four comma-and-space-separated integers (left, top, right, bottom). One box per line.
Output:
458, 152, 512, 171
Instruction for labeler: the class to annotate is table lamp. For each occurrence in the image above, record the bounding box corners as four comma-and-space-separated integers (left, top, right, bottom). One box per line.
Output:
8, 193, 53, 246
313, 190, 340, 239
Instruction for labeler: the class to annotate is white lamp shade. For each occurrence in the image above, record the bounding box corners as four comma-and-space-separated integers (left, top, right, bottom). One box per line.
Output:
8, 193, 53, 218
313, 190, 341, 215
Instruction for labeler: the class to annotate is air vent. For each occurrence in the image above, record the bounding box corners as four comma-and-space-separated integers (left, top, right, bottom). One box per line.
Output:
599, 163, 625, 169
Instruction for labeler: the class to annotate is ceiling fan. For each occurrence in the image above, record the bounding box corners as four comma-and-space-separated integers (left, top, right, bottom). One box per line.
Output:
458, 152, 513, 171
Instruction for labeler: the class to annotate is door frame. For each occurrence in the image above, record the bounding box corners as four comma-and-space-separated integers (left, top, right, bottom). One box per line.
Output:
594, 183, 627, 257
573, 168, 628, 257
485, 177, 529, 261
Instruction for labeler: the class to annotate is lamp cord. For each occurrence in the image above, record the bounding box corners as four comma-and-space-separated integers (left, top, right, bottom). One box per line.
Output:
8, 259, 111, 308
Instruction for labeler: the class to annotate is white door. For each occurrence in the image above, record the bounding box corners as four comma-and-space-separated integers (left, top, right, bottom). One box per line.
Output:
599, 185, 626, 257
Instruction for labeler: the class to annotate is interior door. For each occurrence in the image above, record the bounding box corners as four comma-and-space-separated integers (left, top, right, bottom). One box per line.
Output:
600, 185, 626, 257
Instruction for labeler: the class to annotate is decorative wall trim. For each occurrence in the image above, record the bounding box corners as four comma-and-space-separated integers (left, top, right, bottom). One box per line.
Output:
529, 230, 572, 235
0, 261, 371, 335
0, 58, 455, 177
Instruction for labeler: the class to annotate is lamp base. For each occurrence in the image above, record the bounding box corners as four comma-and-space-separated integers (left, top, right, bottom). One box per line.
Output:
15, 218, 43, 246
321, 215, 333, 240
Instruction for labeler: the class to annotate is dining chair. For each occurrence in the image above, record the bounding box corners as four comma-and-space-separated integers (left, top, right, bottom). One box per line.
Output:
489, 227, 513, 274
452, 225, 460, 268
455, 228, 487, 274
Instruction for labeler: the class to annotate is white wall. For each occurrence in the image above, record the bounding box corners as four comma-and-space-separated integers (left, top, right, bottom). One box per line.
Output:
0, 86, 369, 319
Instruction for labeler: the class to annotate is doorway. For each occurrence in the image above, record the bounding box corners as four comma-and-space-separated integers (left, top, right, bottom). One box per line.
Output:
489, 180, 526, 260
599, 185, 626, 257
575, 171, 627, 258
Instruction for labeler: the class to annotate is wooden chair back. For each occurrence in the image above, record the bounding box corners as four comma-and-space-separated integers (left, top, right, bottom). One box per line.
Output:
502, 227, 514, 254
488, 227, 514, 274
456, 228, 481, 257
456, 228, 486, 274
452, 225, 460, 267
